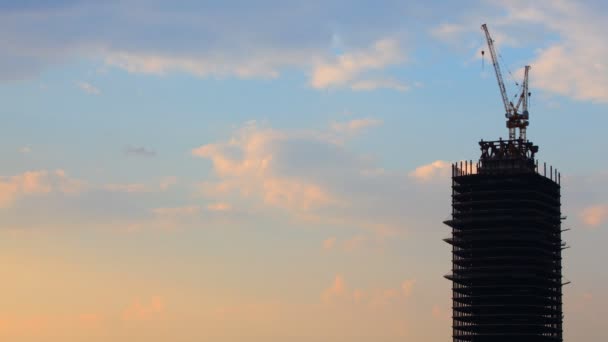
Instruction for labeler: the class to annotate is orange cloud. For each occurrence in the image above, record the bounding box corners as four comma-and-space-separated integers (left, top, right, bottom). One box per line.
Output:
323, 237, 336, 250
580, 204, 608, 227
323, 275, 416, 307
322, 274, 347, 302
401, 279, 416, 298
122, 296, 165, 321
207, 202, 231, 211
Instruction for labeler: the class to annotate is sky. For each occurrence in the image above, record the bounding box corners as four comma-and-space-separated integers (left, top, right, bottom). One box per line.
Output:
1, 0, 607, 341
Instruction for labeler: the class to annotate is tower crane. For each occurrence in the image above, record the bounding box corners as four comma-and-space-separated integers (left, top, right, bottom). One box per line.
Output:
481, 24, 530, 140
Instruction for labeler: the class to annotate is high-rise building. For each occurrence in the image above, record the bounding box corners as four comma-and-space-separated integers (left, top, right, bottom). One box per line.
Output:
444, 138, 565, 341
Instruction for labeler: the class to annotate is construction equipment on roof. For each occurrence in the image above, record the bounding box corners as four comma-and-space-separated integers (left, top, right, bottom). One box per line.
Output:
481, 23, 531, 141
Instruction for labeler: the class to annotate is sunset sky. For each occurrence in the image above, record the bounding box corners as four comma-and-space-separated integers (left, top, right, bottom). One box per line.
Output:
1, 1, 607, 341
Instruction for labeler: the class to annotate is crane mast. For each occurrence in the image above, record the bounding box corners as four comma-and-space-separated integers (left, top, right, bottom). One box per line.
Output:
481, 24, 530, 141
513, 65, 530, 140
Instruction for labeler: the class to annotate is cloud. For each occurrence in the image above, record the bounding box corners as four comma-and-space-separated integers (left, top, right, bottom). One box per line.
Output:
152, 206, 201, 217
18, 146, 31, 154
104, 177, 178, 193
103, 183, 149, 193
207, 202, 231, 212
104, 51, 302, 79
0, 170, 85, 207
343, 235, 368, 251
409, 160, 452, 182
323, 237, 336, 250
350, 78, 409, 92
433, 0, 608, 103
430, 23, 467, 41
580, 204, 608, 227
192, 124, 338, 213
431, 304, 451, 321
75, 81, 100, 95
322, 274, 347, 302
159, 176, 177, 191
121, 296, 165, 321
311, 38, 405, 89
191, 122, 452, 235
401, 279, 415, 298
331, 118, 383, 134
506, 1, 608, 103
0, 2, 419, 83
323, 275, 416, 307
125, 146, 156, 157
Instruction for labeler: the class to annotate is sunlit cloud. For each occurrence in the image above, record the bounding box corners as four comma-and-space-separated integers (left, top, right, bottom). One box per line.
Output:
580, 204, 608, 227
207, 202, 232, 212
122, 296, 165, 321
434, 0, 608, 103
311, 38, 405, 89
323, 236, 337, 250
0, 170, 86, 208
409, 160, 452, 182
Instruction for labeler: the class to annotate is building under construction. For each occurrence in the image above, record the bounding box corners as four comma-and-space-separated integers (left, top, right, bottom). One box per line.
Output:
443, 24, 566, 341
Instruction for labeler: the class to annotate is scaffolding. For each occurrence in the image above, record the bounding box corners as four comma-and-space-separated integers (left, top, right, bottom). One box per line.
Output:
444, 139, 564, 342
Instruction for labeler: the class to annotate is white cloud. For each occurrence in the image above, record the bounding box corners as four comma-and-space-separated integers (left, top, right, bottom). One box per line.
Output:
104, 51, 294, 79
311, 38, 405, 89
430, 23, 466, 41
18, 146, 31, 154
76, 81, 100, 95
350, 79, 409, 92
331, 118, 383, 134
434, 0, 608, 103
103, 183, 149, 193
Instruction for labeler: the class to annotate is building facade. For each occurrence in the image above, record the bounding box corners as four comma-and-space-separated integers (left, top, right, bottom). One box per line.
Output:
444, 139, 565, 342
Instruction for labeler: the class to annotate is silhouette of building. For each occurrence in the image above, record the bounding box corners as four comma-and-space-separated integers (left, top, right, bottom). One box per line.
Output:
444, 138, 565, 342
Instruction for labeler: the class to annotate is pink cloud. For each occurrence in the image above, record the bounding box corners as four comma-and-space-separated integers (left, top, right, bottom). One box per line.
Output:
0, 170, 85, 207
580, 204, 608, 227
192, 124, 337, 213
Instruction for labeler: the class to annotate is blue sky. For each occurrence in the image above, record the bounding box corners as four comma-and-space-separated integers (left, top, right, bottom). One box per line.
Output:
1, 1, 607, 341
